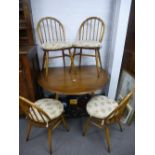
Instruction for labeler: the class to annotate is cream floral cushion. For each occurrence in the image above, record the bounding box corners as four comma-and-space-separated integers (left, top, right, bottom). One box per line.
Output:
41, 41, 72, 50
86, 96, 118, 119
29, 98, 64, 123
72, 40, 101, 48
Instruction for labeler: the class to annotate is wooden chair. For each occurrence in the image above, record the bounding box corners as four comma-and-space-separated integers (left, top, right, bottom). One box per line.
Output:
82, 89, 134, 152
37, 17, 73, 77
72, 17, 105, 77
19, 96, 69, 154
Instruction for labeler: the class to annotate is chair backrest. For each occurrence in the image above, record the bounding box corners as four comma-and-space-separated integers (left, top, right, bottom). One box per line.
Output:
19, 96, 51, 123
105, 89, 134, 124
37, 17, 66, 44
78, 17, 105, 42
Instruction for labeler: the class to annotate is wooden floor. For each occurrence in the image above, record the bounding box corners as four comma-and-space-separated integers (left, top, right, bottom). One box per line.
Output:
38, 65, 108, 95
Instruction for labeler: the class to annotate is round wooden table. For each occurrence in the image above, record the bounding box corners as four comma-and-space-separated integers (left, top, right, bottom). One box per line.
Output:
38, 66, 108, 95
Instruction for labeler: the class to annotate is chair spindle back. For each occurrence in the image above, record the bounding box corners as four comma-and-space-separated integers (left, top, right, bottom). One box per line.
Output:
37, 17, 65, 44
105, 90, 134, 124
79, 17, 105, 42
19, 96, 51, 123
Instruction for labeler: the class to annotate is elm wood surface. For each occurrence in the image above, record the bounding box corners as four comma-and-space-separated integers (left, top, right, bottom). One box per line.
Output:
38, 66, 108, 95
82, 90, 134, 152
36, 17, 72, 77
73, 17, 105, 77
19, 96, 69, 154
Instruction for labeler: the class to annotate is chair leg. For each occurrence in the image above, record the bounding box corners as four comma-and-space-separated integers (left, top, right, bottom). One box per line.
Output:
42, 52, 46, 71
82, 117, 91, 136
61, 115, 69, 132
48, 127, 52, 154
26, 122, 32, 141
69, 48, 75, 73
79, 48, 82, 67
104, 126, 111, 153
95, 49, 100, 77
97, 49, 102, 70
69, 49, 72, 72
45, 51, 49, 78
118, 121, 123, 132
62, 50, 66, 67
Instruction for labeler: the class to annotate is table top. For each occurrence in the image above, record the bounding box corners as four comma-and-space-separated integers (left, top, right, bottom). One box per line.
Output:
38, 66, 108, 95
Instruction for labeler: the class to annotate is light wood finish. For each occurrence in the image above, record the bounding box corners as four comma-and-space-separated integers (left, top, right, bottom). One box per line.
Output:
19, 96, 69, 154
61, 115, 69, 131
45, 51, 49, 78
82, 89, 134, 152
38, 66, 108, 95
37, 17, 72, 77
97, 49, 102, 69
37, 17, 65, 43
82, 117, 91, 136
48, 127, 52, 154
79, 17, 105, 42
73, 17, 105, 77
95, 49, 100, 75
104, 126, 111, 152
26, 122, 32, 141
69, 49, 75, 73
79, 48, 82, 67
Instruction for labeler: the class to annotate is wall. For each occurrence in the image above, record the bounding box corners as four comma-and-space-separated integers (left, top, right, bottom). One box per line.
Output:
108, 0, 132, 99
30, 0, 116, 70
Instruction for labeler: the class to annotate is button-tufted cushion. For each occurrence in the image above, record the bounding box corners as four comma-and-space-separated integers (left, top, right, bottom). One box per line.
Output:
29, 98, 64, 123
86, 96, 118, 119
41, 41, 72, 50
72, 40, 101, 48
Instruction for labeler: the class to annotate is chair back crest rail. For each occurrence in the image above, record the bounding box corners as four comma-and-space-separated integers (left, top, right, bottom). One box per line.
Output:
105, 90, 134, 124
19, 96, 51, 124
79, 17, 105, 42
37, 17, 66, 44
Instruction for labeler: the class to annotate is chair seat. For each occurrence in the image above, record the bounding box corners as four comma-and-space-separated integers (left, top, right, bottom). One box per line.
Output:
41, 41, 72, 50
29, 98, 64, 123
86, 96, 118, 119
72, 40, 101, 48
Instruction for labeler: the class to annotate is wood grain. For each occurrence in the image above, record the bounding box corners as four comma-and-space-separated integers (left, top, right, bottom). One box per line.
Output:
38, 66, 108, 95
73, 17, 105, 76
37, 17, 72, 77
82, 89, 134, 152
19, 96, 69, 153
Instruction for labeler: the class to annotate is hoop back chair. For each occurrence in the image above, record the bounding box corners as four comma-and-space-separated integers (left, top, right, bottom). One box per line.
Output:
37, 17, 73, 77
83, 89, 134, 152
73, 17, 105, 76
19, 96, 69, 154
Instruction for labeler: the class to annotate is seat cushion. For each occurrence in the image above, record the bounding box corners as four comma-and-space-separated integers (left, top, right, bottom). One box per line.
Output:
29, 98, 64, 123
72, 40, 101, 48
86, 96, 118, 119
41, 41, 72, 50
